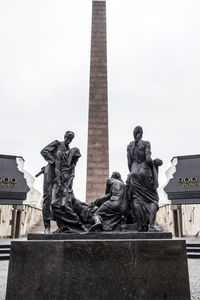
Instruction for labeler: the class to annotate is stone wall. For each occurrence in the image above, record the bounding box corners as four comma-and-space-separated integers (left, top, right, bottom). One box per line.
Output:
20, 205, 42, 236
156, 204, 174, 235
0, 204, 42, 238
0, 205, 12, 237
157, 204, 200, 236
182, 204, 200, 236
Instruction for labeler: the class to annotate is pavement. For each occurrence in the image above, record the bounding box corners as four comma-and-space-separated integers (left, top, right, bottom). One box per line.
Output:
0, 261, 8, 300
188, 259, 200, 300
0, 237, 200, 300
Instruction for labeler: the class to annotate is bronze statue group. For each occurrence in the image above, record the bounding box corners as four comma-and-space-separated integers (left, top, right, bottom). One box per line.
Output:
37, 126, 163, 234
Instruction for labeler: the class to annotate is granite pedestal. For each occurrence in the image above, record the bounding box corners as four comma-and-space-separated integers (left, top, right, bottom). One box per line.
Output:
6, 238, 190, 300
28, 231, 172, 240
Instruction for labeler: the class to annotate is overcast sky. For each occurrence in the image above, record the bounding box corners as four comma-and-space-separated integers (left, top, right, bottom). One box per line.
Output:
0, 0, 200, 202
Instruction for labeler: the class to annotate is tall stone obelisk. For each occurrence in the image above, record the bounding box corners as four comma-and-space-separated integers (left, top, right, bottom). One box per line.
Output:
86, 0, 109, 203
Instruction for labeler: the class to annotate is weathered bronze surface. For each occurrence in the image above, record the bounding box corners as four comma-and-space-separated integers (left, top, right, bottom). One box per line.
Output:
126, 126, 163, 232
40, 131, 83, 233
38, 128, 163, 233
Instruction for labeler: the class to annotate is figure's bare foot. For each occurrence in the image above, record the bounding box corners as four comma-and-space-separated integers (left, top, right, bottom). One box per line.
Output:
44, 220, 51, 234
81, 224, 88, 232
60, 226, 75, 233
44, 228, 51, 234
148, 225, 159, 232
89, 222, 102, 232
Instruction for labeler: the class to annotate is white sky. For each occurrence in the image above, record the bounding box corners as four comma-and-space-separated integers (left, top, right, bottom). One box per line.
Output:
0, 0, 200, 202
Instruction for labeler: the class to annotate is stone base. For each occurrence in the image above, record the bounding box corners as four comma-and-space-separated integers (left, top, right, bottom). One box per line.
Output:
28, 231, 172, 240
6, 239, 190, 300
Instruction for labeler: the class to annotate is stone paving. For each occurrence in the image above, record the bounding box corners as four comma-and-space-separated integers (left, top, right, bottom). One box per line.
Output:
0, 261, 8, 300
188, 259, 200, 300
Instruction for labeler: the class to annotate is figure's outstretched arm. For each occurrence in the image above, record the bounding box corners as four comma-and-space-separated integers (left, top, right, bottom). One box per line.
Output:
93, 194, 111, 207
145, 141, 153, 165
89, 179, 111, 208
127, 145, 132, 172
105, 178, 112, 195
41, 140, 58, 164
55, 151, 62, 186
126, 174, 132, 202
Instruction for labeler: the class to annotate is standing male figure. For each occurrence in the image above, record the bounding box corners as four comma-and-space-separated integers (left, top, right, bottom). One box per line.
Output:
41, 131, 79, 233
127, 126, 162, 231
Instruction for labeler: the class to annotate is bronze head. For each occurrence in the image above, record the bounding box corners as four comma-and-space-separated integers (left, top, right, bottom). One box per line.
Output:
64, 131, 75, 146
133, 126, 143, 141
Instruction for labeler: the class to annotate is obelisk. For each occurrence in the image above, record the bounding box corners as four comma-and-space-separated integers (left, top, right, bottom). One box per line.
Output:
86, 0, 109, 203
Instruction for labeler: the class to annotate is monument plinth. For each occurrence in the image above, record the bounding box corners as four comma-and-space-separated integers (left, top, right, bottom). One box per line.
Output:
6, 239, 190, 300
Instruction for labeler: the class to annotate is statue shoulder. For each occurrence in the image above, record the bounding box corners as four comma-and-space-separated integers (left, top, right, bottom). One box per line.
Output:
106, 178, 113, 185
143, 140, 151, 147
41, 140, 60, 154
49, 140, 60, 147
70, 147, 81, 157
127, 141, 134, 151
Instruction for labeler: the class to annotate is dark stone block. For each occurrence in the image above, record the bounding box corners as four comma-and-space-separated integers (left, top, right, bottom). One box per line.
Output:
0, 154, 30, 205
27, 231, 172, 240
6, 239, 190, 300
164, 155, 200, 204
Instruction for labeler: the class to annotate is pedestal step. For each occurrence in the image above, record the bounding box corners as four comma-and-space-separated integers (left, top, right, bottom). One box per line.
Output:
28, 231, 172, 240
0, 244, 10, 261
187, 243, 200, 259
